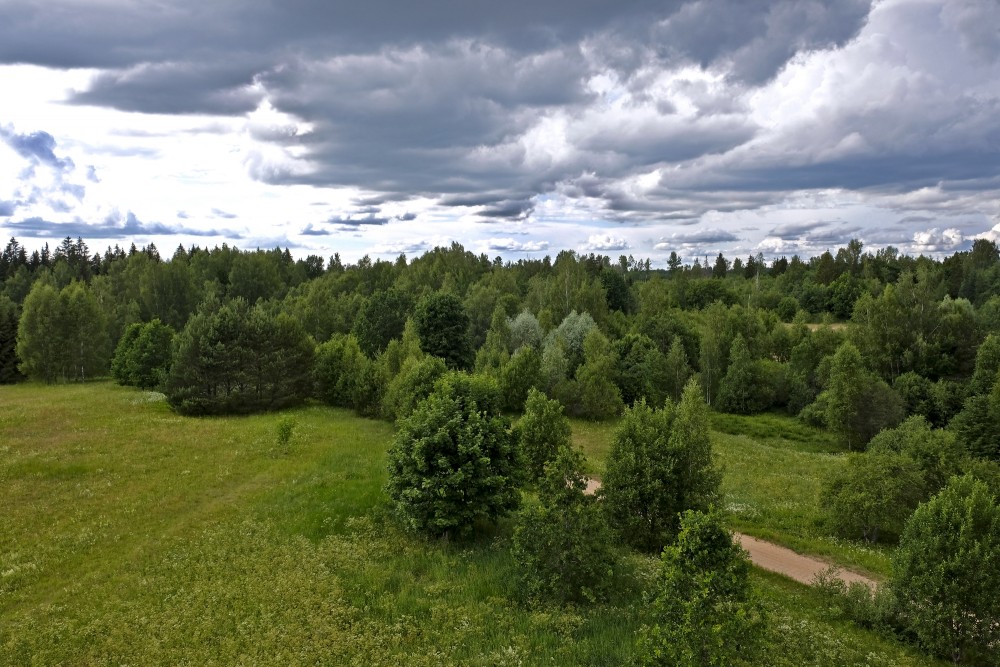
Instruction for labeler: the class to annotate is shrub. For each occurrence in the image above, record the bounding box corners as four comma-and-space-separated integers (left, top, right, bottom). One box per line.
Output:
891, 475, 1000, 664
515, 388, 571, 482
511, 445, 619, 604
385, 373, 520, 537
111, 319, 175, 389
637, 509, 766, 666
602, 379, 719, 552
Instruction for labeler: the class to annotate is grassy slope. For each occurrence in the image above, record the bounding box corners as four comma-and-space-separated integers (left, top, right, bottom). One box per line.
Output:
1, 383, 938, 665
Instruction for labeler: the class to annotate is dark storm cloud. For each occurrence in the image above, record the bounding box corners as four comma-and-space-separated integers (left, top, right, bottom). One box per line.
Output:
652, 0, 871, 84
7, 211, 235, 239
72, 61, 264, 115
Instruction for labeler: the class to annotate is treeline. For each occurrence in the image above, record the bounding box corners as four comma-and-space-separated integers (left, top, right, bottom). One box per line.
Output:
2, 235, 1000, 455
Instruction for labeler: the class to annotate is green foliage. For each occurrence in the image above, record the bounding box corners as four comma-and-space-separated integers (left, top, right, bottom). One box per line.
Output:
313, 334, 369, 409
511, 445, 620, 604
776, 295, 799, 322
507, 310, 543, 351
717, 334, 764, 414
414, 291, 473, 370
352, 288, 412, 357
824, 341, 904, 449
111, 319, 175, 389
498, 344, 543, 412
0, 294, 23, 383
575, 329, 624, 419
382, 354, 447, 422
166, 299, 314, 415
969, 333, 1000, 396
275, 416, 296, 454
515, 388, 571, 482
473, 305, 511, 375
602, 380, 720, 552
17, 280, 109, 382
385, 372, 520, 537
614, 333, 669, 407
950, 391, 1000, 462
548, 310, 597, 376
868, 416, 966, 494
893, 371, 935, 419
663, 334, 691, 402
637, 509, 767, 667
891, 475, 1000, 664
821, 451, 925, 543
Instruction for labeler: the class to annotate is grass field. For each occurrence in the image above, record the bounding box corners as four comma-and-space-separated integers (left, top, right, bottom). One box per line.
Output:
1, 382, 940, 664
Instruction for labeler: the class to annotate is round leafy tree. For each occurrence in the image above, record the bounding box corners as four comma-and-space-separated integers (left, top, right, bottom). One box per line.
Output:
637, 509, 766, 666
386, 372, 520, 537
891, 475, 1000, 664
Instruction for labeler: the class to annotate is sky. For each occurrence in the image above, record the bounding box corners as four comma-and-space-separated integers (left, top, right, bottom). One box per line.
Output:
1, 0, 999, 266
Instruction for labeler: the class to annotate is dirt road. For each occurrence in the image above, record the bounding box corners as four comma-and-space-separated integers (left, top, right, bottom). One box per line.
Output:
584, 478, 877, 587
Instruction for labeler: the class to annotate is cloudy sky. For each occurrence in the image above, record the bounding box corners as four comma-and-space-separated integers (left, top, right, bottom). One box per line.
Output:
2, 0, 999, 265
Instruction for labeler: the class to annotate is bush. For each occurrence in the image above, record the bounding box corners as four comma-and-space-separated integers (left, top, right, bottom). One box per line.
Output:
891, 475, 1000, 664
602, 380, 719, 552
511, 445, 619, 604
111, 319, 175, 389
636, 509, 766, 666
515, 388, 571, 482
820, 451, 925, 543
385, 373, 520, 537
382, 355, 447, 422
313, 334, 369, 409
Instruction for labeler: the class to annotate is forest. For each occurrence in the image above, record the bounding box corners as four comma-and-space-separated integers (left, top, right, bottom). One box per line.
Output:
2, 234, 1000, 664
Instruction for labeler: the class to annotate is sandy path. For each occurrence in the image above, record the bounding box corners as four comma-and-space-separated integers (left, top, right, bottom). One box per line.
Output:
584, 478, 877, 588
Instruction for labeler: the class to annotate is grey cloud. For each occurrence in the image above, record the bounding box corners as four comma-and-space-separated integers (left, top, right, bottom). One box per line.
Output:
300, 223, 332, 236
652, 0, 871, 83
582, 234, 631, 251
486, 238, 549, 252
211, 208, 238, 219
372, 240, 432, 255
803, 226, 863, 245
1, 127, 74, 171
72, 61, 264, 115
0, 201, 16, 217
7, 211, 237, 239
768, 220, 831, 239
86, 166, 100, 183
657, 229, 740, 246
479, 200, 534, 220
942, 0, 1000, 64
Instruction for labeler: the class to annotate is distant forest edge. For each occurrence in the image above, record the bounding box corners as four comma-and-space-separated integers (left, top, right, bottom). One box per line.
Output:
1, 234, 999, 460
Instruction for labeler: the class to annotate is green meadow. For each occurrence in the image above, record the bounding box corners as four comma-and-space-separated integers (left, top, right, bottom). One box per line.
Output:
1, 383, 939, 665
